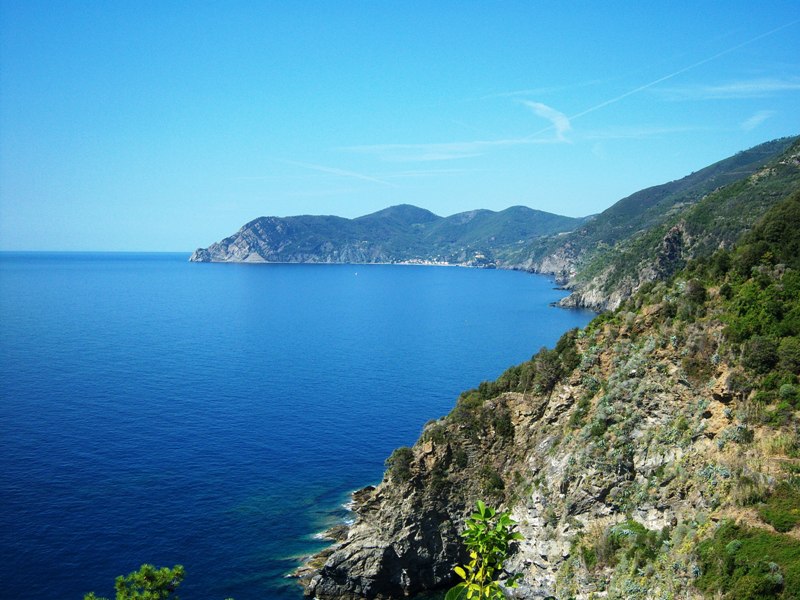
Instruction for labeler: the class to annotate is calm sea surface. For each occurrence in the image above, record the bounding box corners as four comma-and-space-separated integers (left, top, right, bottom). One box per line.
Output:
0, 253, 594, 599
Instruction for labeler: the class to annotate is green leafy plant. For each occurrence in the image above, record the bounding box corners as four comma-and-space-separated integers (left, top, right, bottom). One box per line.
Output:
445, 501, 523, 600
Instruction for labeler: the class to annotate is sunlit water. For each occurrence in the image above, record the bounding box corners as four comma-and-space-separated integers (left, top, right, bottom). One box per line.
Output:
0, 253, 594, 599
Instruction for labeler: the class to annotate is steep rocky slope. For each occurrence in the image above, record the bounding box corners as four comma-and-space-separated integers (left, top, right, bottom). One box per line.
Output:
519, 137, 800, 311
299, 191, 800, 599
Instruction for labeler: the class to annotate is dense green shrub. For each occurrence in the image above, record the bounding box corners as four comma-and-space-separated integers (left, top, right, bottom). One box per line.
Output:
569, 396, 591, 428
608, 520, 666, 571
742, 336, 779, 374
733, 239, 773, 279
453, 448, 468, 468
385, 446, 414, 482
695, 521, 800, 599
480, 467, 505, 497
685, 279, 708, 304
767, 401, 795, 427
779, 384, 798, 403
580, 520, 666, 573
711, 249, 733, 278
492, 409, 513, 439
720, 281, 734, 299
759, 483, 800, 533
422, 420, 447, 444
778, 337, 800, 373
555, 328, 582, 374
533, 347, 562, 393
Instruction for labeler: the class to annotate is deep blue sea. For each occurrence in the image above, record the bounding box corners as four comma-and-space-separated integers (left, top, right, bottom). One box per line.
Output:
0, 253, 594, 599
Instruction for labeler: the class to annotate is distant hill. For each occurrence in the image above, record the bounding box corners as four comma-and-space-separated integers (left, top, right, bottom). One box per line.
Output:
518, 136, 800, 310
190, 205, 586, 266
191, 136, 800, 315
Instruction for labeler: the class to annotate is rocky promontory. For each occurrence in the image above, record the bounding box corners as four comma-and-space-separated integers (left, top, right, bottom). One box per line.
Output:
190, 205, 584, 267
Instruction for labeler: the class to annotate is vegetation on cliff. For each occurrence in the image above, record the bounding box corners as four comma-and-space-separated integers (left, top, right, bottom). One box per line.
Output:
300, 173, 800, 599
85, 565, 234, 600
556, 188, 800, 599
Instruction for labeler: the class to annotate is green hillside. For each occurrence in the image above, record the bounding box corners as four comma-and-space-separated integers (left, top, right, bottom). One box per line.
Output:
524, 136, 800, 310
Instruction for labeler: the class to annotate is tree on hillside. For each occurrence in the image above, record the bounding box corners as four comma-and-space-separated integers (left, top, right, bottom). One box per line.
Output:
84, 564, 185, 600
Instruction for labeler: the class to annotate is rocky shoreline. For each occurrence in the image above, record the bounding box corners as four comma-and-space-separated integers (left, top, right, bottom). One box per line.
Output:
292, 286, 792, 598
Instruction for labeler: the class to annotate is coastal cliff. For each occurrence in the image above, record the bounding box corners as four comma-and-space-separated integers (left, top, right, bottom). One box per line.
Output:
520, 137, 800, 311
521, 137, 800, 312
298, 190, 800, 599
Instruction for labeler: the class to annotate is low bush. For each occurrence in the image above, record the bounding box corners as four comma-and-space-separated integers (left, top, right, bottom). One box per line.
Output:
492, 409, 513, 438
385, 446, 414, 482
480, 467, 505, 497
695, 521, 800, 599
759, 483, 800, 533
778, 337, 800, 373
743, 336, 779, 374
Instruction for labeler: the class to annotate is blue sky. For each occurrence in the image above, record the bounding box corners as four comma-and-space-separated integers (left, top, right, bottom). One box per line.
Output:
1, 1, 798, 251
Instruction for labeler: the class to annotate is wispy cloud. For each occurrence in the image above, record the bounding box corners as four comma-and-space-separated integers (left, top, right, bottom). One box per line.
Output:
344, 21, 798, 164
341, 102, 570, 162
340, 137, 551, 162
344, 132, 577, 162
281, 160, 397, 186
658, 78, 800, 100
477, 79, 607, 100
521, 101, 571, 141
741, 110, 776, 131
479, 87, 566, 100
581, 125, 703, 140
383, 168, 478, 179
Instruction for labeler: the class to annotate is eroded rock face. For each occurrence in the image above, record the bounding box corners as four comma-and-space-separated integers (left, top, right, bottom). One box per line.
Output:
549, 223, 692, 312
190, 217, 397, 264
521, 243, 580, 285
298, 306, 758, 599
298, 463, 468, 599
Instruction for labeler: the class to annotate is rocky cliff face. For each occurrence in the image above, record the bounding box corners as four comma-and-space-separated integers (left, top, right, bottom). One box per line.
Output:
189, 216, 400, 264
516, 243, 579, 286
548, 223, 691, 312
298, 275, 797, 599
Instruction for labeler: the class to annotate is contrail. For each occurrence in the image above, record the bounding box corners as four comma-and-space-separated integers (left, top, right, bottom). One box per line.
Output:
570, 19, 800, 121
526, 19, 800, 139
282, 159, 397, 187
